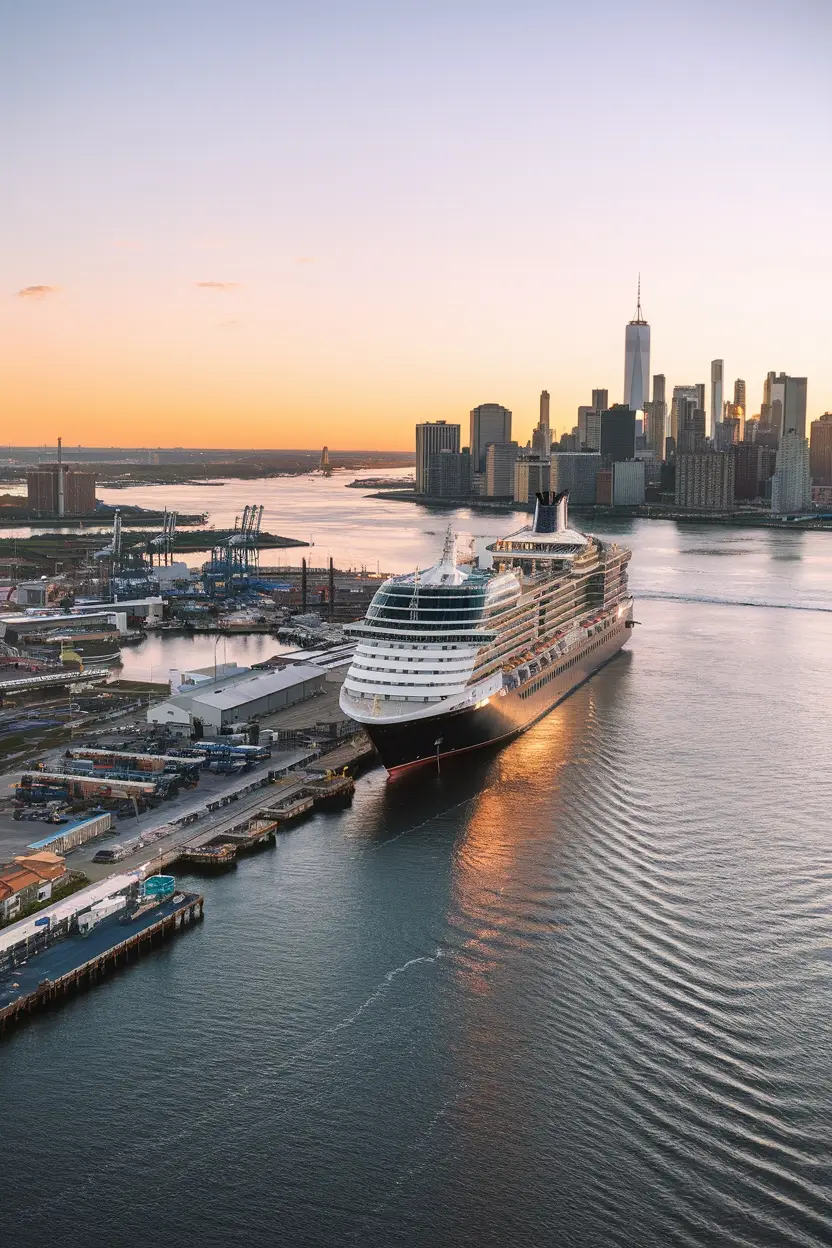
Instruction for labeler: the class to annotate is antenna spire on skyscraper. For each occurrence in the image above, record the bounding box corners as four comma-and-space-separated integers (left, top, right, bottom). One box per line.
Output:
629, 274, 647, 326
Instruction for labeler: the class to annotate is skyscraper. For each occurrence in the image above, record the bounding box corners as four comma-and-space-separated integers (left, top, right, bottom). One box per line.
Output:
513, 454, 550, 504
415, 421, 460, 493
677, 404, 707, 454
600, 405, 636, 463
531, 391, 551, 458
731, 442, 764, 500
426, 447, 472, 498
771, 431, 811, 513
710, 360, 724, 440
484, 442, 519, 497
577, 405, 602, 450
549, 452, 602, 505
733, 378, 747, 439
624, 279, 650, 413
644, 401, 666, 460
470, 403, 512, 474
592, 388, 609, 413
670, 385, 699, 443
810, 413, 832, 485
645, 374, 667, 460
768, 374, 808, 442
675, 452, 734, 510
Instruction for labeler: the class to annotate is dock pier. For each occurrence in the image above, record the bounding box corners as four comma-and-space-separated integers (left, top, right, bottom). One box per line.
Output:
169, 772, 355, 871
0, 892, 204, 1038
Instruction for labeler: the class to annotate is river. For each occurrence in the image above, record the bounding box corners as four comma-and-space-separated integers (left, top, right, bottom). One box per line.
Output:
1, 476, 831, 1247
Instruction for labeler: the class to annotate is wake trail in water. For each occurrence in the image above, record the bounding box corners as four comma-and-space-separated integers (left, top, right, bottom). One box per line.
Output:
635, 590, 832, 613
364, 1082, 469, 1227
372, 796, 477, 849
29, 948, 446, 1215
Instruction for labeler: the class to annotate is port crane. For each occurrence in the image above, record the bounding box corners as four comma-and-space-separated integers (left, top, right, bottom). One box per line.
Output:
148, 509, 177, 566
93, 510, 123, 593
203, 504, 264, 598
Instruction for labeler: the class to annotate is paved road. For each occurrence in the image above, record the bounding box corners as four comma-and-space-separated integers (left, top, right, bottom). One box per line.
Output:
73, 749, 318, 881
0, 745, 312, 869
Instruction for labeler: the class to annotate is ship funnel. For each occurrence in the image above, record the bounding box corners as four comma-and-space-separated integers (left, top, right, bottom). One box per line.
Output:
533, 490, 569, 533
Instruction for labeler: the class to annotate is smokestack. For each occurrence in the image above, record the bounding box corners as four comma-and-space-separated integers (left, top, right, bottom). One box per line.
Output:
532, 490, 569, 534
301, 558, 307, 613
328, 556, 335, 621
57, 437, 64, 518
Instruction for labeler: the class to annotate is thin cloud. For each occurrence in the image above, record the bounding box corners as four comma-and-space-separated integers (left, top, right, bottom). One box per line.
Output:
16, 285, 59, 299
195, 281, 239, 291
218, 319, 240, 329
109, 239, 140, 249
296, 256, 317, 264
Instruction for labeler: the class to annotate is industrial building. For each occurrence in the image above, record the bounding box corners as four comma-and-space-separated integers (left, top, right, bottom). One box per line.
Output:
0, 598, 164, 646
26, 464, 96, 516
148, 664, 326, 737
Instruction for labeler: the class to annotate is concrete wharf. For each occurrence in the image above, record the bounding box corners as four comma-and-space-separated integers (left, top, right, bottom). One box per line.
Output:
173, 773, 353, 870
0, 890, 204, 1038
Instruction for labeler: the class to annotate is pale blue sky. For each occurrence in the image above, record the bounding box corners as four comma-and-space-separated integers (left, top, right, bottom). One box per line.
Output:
1, 0, 830, 446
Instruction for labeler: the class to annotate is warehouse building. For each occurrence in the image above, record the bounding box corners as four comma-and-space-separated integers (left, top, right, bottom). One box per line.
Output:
27, 464, 96, 516
148, 664, 326, 737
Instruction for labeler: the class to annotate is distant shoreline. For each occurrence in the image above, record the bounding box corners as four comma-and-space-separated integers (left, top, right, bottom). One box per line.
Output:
368, 490, 832, 531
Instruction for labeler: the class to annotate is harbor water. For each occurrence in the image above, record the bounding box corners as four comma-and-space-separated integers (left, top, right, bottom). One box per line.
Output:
1, 477, 831, 1247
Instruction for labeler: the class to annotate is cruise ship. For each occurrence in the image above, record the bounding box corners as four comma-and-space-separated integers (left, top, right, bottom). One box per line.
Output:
339, 491, 634, 772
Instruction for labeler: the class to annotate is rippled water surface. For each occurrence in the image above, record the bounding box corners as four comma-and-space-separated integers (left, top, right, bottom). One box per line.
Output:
2, 480, 831, 1247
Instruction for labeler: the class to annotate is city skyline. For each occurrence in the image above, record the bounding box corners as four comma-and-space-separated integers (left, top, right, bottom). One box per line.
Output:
2, 1, 831, 449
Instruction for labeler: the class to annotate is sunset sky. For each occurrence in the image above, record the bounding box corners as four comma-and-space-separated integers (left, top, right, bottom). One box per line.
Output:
2, 1, 831, 450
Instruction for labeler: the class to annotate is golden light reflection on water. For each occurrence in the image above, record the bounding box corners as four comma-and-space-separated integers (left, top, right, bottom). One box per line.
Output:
446, 695, 598, 996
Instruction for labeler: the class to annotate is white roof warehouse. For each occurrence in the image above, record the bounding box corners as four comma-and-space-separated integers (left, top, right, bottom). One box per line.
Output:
148, 665, 326, 735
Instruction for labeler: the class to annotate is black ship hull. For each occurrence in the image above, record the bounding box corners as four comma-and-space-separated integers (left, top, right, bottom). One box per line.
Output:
364, 608, 633, 773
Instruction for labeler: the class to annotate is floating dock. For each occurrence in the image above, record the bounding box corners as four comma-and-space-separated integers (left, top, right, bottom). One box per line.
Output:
0, 890, 204, 1037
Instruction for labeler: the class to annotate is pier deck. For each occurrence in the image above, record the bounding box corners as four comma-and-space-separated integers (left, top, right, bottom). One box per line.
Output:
0, 890, 204, 1035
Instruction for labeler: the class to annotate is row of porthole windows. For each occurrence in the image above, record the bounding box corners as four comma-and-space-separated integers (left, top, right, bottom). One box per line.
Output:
518, 631, 613, 700
352, 656, 472, 669
352, 664, 469, 673
355, 642, 476, 653
347, 677, 465, 691
350, 691, 438, 703
350, 667, 465, 681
